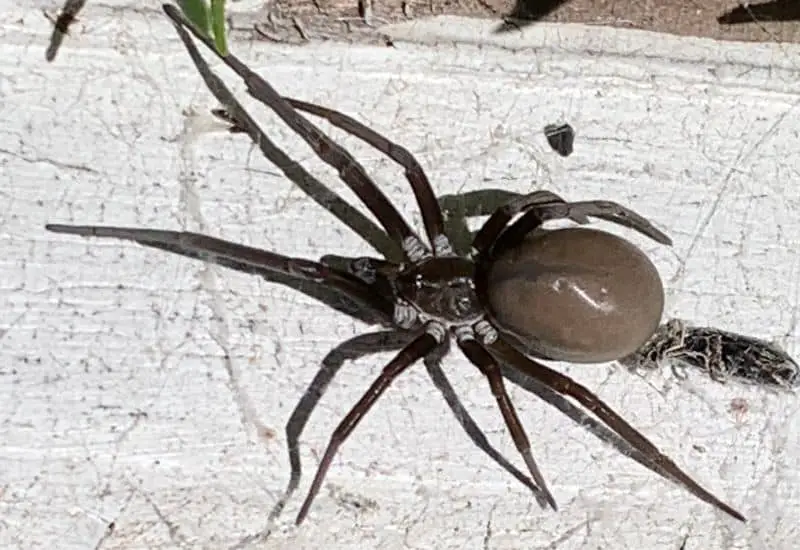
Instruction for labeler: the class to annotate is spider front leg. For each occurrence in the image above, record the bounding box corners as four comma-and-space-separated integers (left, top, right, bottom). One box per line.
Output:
284, 98, 452, 257
44, 0, 87, 62
164, 5, 432, 263
44, 224, 394, 319
472, 191, 672, 260
471, 190, 572, 256
221, 90, 460, 256
320, 254, 400, 286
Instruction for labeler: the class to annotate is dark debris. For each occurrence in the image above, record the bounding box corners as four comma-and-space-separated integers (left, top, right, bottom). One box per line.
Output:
621, 318, 799, 391
544, 123, 575, 157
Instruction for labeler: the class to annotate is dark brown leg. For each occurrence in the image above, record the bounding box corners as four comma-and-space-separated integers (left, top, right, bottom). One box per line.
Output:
162, 19, 400, 261
488, 337, 746, 522
320, 254, 401, 285
45, 224, 394, 318
273, 329, 550, 523
163, 5, 426, 261
422, 350, 549, 508
472, 191, 672, 259
458, 338, 558, 510
269, 330, 414, 523
471, 190, 570, 256
296, 331, 438, 524
45, 0, 87, 62
284, 98, 451, 256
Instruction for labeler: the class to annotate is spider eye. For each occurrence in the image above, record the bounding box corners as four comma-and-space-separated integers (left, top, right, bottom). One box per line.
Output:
457, 296, 473, 312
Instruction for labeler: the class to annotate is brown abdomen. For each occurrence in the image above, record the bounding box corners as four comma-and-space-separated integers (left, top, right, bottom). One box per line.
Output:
486, 227, 665, 363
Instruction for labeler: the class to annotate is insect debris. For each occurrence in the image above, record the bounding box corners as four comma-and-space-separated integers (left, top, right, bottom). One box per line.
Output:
621, 318, 799, 391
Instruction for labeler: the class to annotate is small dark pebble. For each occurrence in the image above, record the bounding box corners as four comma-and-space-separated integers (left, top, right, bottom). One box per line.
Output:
544, 123, 575, 157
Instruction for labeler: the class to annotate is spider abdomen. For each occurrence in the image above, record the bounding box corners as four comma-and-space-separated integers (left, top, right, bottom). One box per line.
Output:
486, 227, 664, 363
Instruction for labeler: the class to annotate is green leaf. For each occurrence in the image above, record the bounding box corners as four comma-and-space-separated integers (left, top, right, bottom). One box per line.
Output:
176, 0, 212, 38
176, 0, 229, 55
210, 0, 229, 56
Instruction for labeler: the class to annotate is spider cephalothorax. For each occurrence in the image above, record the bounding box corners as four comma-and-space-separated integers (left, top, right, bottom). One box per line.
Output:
390, 257, 485, 328
45, 3, 746, 526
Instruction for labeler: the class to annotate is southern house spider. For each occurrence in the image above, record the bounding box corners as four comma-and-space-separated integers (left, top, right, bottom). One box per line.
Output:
45, 4, 745, 525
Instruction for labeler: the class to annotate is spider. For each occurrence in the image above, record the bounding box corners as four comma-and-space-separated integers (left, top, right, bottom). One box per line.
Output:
45, 4, 745, 525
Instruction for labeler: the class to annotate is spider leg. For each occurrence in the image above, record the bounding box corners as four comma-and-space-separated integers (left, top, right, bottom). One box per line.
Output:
473, 191, 672, 259
45, 224, 394, 318
163, 5, 427, 262
269, 330, 414, 523
45, 0, 87, 61
489, 338, 746, 522
296, 330, 438, 524
499, 361, 678, 490
471, 190, 572, 256
320, 254, 400, 285
284, 98, 451, 256
458, 338, 558, 510
161, 11, 399, 262
422, 350, 549, 507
